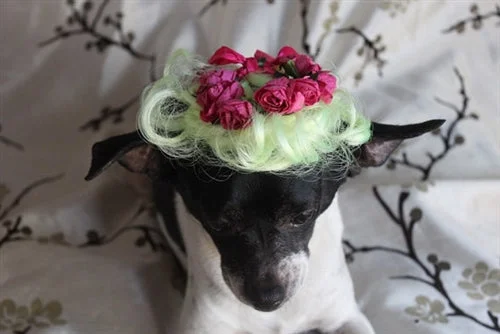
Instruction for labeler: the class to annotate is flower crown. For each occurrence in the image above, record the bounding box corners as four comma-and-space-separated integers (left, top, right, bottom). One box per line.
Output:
196, 46, 338, 130
138, 46, 372, 175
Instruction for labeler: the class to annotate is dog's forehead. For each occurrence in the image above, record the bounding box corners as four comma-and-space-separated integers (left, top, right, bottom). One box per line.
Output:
220, 173, 317, 200
177, 165, 321, 207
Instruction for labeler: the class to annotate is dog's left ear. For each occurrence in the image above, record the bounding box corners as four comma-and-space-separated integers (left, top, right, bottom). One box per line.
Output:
355, 119, 445, 167
85, 131, 164, 181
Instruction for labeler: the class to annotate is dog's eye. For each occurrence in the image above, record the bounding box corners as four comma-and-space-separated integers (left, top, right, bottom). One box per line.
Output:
291, 209, 315, 226
208, 211, 245, 234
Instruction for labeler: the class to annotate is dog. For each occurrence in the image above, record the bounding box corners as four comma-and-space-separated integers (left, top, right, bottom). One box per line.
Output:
85, 119, 444, 334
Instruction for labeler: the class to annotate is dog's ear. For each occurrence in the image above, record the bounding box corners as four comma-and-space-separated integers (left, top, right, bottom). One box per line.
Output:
355, 119, 445, 168
85, 131, 164, 181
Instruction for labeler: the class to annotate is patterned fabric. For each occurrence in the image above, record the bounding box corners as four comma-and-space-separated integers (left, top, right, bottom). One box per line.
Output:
1, 1, 499, 333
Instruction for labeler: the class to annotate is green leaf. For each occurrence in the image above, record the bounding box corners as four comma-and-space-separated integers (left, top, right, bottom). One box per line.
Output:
323, 18, 335, 30
462, 268, 473, 278
467, 292, 484, 300
476, 262, 489, 273
430, 300, 445, 313
415, 183, 428, 192
489, 269, 500, 281
437, 314, 449, 323
437, 261, 451, 271
458, 281, 476, 290
422, 315, 437, 324
44, 301, 62, 321
240, 80, 254, 99
472, 272, 486, 285
416, 295, 430, 305
0, 299, 16, 317
481, 282, 500, 296
31, 298, 43, 316
281, 60, 299, 78
405, 306, 424, 317
487, 299, 500, 314
246, 73, 273, 88
410, 208, 422, 221
427, 254, 438, 264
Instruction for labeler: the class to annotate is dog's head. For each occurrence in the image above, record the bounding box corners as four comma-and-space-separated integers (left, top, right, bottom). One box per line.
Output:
85, 119, 443, 312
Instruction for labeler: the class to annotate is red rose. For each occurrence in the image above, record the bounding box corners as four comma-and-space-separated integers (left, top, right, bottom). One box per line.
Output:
253, 46, 323, 78
295, 55, 321, 76
274, 46, 300, 67
208, 46, 246, 65
254, 49, 275, 63
254, 50, 276, 74
237, 57, 259, 78
292, 78, 320, 106
218, 99, 253, 130
276, 46, 299, 59
316, 72, 337, 104
254, 77, 305, 114
197, 81, 244, 123
199, 69, 237, 86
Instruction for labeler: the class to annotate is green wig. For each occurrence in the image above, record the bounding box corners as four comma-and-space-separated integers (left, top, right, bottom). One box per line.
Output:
137, 47, 372, 176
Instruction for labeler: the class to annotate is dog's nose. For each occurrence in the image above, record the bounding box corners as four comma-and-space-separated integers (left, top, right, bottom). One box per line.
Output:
245, 276, 285, 312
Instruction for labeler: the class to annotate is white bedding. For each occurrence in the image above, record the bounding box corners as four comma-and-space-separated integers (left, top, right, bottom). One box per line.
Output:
1, 1, 499, 333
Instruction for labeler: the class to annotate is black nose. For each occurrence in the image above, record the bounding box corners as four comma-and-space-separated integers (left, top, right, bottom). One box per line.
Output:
245, 276, 286, 312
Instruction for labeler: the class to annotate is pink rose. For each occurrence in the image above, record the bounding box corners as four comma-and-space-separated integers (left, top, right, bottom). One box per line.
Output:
254, 77, 305, 114
237, 57, 259, 78
276, 46, 299, 59
208, 46, 246, 65
316, 72, 337, 104
254, 50, 275, 63
274, 46, 300, 66
292, 78, 320, 106
218, 99, 253, 130
295, 55, 321, 76
197, 81, 244, 123
199, 69, 237, 86
254, 50, 276, 74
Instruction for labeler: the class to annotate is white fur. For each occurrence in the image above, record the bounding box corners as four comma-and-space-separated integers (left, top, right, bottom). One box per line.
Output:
161, 193, 375, 334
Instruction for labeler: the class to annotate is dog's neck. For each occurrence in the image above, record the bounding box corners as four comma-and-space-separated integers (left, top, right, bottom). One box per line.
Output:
174, 191, 346, 306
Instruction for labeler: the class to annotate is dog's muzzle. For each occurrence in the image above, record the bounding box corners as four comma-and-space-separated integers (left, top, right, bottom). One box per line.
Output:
244, 276, 286, 312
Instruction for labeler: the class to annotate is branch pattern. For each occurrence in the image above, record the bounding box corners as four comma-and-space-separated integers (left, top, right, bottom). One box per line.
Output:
386, 67, 478, 181
342, 68, 498, 331
0, 123, 24, 151
78, 204, 168, 253
0, 175, 64, 249
336, 26, 387, 85
299, 0, 341, 61
39, 0, 156, 131
379, 0, 415, 18
78, 93, 140, 132
198, 0, 275, 17
32, 203, 168, 253
443, 3, 500, 34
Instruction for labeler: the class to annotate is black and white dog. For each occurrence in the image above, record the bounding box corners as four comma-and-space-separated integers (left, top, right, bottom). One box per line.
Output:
85, 119, 443, 334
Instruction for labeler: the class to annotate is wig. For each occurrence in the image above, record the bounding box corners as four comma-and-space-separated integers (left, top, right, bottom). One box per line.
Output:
137, 47, 372, 176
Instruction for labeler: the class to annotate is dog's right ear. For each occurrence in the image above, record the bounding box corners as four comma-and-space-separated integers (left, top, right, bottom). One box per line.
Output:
85, 131, 164, 181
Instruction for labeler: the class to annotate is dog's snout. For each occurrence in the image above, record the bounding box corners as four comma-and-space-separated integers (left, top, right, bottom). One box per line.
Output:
245, 276, 285, 312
